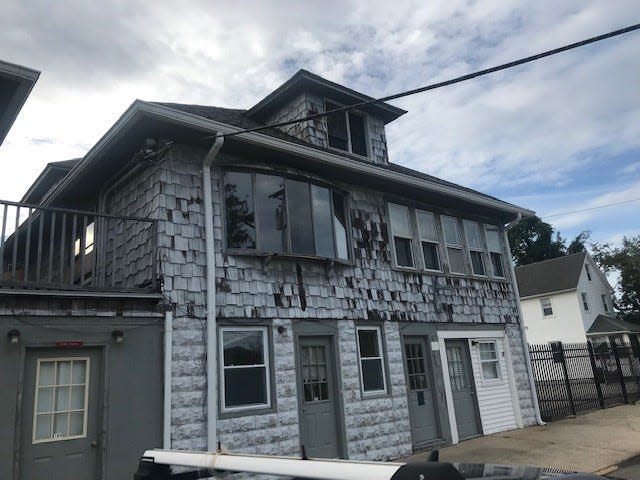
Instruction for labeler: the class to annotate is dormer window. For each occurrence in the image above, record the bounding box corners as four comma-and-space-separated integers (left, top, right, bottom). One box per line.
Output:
325, 100, 368, 157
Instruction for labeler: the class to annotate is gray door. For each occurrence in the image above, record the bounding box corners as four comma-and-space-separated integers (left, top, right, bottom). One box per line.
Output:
20, 348, 102, 479
445, 340, 481, 440
403, 336, 440, 447
297, 336, 342, 458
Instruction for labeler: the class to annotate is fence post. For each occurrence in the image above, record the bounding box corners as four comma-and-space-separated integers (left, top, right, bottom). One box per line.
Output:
587, 342, 605, 409
611, 344, 629, 404
558, 343, 576, 416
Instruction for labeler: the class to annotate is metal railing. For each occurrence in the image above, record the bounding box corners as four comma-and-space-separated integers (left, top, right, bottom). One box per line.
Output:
0, 199, 158, 292
529, 341, 640, 421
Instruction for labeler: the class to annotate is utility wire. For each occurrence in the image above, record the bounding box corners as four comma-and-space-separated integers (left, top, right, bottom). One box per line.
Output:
205, 23, 640, 140
541, 196, 640, 218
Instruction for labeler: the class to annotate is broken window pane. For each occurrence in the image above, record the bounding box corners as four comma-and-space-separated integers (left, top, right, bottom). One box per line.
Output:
348, 112, 367, 156
255, 174, 286, 252
286, 179, 315, 255
311, 185, 335, 258
332, 192, 349, 260
224, 172, 256, 249
326, 101, 348, 151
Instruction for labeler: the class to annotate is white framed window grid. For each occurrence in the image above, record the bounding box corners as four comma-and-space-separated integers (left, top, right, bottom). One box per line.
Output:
540, 297, 554, 316
388, 203, 415, 268
416, 209, 441, 272
484, 225, 506, 278
441, 215, 465, 274
478, 341, 501, 380
356, 326, 388, 396
463, 220, 487, 277
581, 292, 589, 311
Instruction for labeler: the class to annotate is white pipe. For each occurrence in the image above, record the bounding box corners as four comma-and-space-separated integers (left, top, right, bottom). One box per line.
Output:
503, 214, 546, 426
141, 450, 403, 480
202, 136, 224, 451
163, 309, 173, 449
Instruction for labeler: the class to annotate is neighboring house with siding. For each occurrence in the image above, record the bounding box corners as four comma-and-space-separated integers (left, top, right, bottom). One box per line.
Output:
515, 252, 632, 346
2, 69, 540, 480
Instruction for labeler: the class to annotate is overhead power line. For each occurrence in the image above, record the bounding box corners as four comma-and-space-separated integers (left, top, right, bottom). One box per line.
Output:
541, 196, 640, 219
206, 23, 640, 140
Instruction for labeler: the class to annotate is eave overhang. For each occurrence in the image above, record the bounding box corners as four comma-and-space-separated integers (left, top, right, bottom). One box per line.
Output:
0, 60, 40, 146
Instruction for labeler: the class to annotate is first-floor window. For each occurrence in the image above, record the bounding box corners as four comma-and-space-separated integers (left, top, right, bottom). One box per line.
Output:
220, 326, 271, 412
356, 326, 387, 395
478, 342, 500, 380
540, 297, 553, 316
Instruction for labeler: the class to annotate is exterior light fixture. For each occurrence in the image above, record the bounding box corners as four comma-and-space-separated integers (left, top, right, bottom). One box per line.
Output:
277, 325, 286, 335
112, 330, 124, 344
8, 329, 20, 344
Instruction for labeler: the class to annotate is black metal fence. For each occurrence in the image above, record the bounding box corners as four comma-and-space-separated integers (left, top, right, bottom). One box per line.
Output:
529, 341, 640, 421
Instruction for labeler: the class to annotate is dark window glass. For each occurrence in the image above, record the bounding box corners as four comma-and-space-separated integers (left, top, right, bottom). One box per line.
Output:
394, 237, 413, 267
311, 185, 335, 258
358, 329, 380, 358
286, 179, 315, 255
470, 251, 485, 275
586, 264, 592, 281
348, 112, 367, 156
422, 242, 440, 270
490, 252, 504, 277
361, 359, 384, 391
223, 330, 264, 365
326, 101, 348, 151
332, 192, 349, 259
224, 172, 256, 249
447, 247, 465, 273
255, 174, 286, 252
224, 367, 267, 407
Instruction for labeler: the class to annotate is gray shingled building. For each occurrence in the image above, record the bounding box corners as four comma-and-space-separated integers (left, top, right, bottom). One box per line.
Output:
1, 69, 540, 480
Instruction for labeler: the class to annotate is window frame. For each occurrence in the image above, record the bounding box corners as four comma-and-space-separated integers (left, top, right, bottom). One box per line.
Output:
415, 209, 442, 272
484, 224, 506, 278
32, 357, 90, 444
601, 294, 610, 313
222, 170, 351, 262
324, 99, 371, 158
463, 219, 487, 277
355, 325, 388, 397
219, 325, 272, 414
581, 292, 589, 311
478, 341, 501, 381
585, 264, 592, 281
441, 215, 466, 275
540, 297, 554, 317
388, 203, 416, 269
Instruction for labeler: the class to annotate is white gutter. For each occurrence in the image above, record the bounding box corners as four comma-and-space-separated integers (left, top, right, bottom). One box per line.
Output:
202, 135, 224, 451
503, 214, 545, 426
163, 309, 173, 449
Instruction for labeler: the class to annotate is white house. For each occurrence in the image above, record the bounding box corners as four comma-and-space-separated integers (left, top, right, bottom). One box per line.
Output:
514, 252, 632, 345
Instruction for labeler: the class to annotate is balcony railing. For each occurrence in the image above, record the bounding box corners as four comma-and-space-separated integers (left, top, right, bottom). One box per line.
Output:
0, 199, 158, 292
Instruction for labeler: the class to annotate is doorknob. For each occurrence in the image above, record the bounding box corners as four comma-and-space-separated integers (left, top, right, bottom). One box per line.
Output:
91, 440, 98, 448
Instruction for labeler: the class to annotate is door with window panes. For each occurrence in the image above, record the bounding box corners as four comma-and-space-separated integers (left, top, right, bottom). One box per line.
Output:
296, 336, 342, 458
20, 348, 102, 480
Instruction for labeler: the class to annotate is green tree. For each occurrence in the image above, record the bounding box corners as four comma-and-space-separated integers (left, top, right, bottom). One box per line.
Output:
592, 236, 640, 323
567, 230, 590, 254
507, 216, 566, 266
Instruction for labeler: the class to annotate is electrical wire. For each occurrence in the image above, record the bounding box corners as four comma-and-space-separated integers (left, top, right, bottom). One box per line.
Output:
204, 23, 640, 140
541, 196, 640, 218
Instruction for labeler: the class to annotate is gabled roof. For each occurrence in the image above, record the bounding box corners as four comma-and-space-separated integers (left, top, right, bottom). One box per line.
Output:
21, 158, 81, 203
0, 60, 40, 146
515, 252, 587, 298
246, 69, 407, 124
587, 314, 640, 334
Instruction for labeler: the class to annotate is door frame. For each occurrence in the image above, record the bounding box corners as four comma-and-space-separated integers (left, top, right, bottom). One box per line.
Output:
400, 333, 442, 449
12, 341, 108, 480
438, 329, 511, 444
292, 320, 347, 459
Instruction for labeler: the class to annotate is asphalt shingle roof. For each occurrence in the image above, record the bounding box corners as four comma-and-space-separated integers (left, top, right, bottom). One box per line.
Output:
515, 252, 587, 298
587, 314, 640, 334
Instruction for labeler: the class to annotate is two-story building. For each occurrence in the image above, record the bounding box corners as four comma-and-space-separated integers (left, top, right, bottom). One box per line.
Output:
515, 251, 638, 347
1, 69, 541, 480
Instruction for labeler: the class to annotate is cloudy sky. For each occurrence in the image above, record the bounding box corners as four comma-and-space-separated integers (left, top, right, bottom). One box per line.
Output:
1, 0, 639, 249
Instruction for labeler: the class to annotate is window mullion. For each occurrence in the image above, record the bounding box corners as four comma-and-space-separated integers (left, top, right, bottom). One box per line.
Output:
345, 111, 352, 153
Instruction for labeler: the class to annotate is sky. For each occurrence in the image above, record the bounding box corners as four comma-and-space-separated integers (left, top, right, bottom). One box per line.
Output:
1, 0, 639, 251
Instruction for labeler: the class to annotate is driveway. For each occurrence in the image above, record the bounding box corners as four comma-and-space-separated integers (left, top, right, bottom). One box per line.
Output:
402, 404, 640, 473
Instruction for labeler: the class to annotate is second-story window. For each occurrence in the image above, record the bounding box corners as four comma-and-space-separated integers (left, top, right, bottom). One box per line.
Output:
224, 171, 349, 260
484, 225, 505, 278
581, 292, 589, 311
388, 203, 414, 268
601, 294, 610, 313
585, 264, 592, 281
442, 216, 465, 274
416, 210, 440, 271
540, 297, 554, 316
463, 220, 486, 276
325, 100, 368, 157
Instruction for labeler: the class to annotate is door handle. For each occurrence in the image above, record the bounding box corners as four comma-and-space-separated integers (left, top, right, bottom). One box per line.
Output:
91, 440, 98, 448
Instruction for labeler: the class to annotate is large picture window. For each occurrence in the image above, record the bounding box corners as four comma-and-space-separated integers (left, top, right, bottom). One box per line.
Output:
220, 326, 271, 412
325, 100, 368, 157
442, 216, 465, 274
224, 171, 349, 260
356, 326, 387, 395
463, 220, 486, 276
388, 203, 414, 268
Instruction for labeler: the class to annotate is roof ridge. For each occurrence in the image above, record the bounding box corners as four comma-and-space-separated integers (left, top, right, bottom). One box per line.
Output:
515, 251, 586, 270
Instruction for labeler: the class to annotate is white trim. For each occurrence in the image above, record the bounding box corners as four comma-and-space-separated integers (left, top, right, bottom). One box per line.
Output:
219, 326, 271, 413
502, 338, 524, 428
356, 326, 388, 396
32, 357, 90, 444
477, 341, 501, 380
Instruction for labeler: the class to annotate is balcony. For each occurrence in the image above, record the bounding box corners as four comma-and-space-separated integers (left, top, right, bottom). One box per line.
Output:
0, 200, 158, 294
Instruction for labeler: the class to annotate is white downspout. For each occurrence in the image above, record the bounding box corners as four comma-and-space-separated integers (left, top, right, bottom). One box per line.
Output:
163, 308, 173, 449
202, 135, 224, 451
504, 213, 546, 426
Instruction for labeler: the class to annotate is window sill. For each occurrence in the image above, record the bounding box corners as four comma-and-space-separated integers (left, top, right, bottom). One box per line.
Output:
389, 265, 510, 284
327, 145, 370, 161
219, 404, 276, 419
360, 391, 391, 400
224, 248, 353, 267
